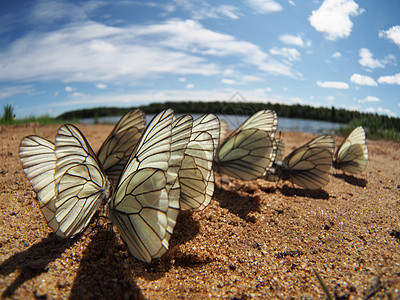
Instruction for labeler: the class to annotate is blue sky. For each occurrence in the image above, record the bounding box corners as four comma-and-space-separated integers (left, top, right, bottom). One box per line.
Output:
1, 0, 399, 118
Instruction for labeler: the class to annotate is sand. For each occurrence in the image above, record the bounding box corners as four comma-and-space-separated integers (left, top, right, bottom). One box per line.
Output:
1, 124, 399, 299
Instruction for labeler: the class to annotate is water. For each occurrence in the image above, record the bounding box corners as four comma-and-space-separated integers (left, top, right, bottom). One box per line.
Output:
81, 114, 345, 134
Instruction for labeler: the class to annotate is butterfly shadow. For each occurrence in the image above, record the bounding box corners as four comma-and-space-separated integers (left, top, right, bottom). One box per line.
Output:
213, 185, 261, 221
126, 210, 212, 282
0, 233, 75, 298
333, 173, 367, 187
278, 184, 331, 200
389, 230, 400, 244
69, 227, 144, 299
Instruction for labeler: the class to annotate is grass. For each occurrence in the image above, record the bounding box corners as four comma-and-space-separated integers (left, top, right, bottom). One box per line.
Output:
0, 114, 62, 126
313, 269, 334, 300
336, 120, 400, 142
0, 105, 78, 126
0, 104, 15, 125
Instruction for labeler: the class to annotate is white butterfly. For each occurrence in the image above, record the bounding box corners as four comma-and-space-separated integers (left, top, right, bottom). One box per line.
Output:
266, 135, 334, 190
19, 109, 145, 237
179, 114, 220, 211
20, 124, 110, 238
213, 110, 278, 180
20, 109, 192, 263
107, 109, 192, 262
333, 126, 368, 174
97, 109, 146, 184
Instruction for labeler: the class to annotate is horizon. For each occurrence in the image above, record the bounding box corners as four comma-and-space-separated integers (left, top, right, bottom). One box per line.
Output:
0, 0, 399, 118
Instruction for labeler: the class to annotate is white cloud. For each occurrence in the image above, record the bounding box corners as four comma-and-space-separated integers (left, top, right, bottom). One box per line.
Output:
185, 83, 195, 89
0, 85, 34, 100
288, 0, 295, 6
350, 74, 377, 86
70, 92, 84, 97
309, 0, 364, 40
29, 0, 104, 25
0, 19, 301, 83
377, 107, 396, 117
96, 83, 107, 89
379, 25, 400, 48
378, 73, 400, 85
49, 88, 275, 109
365, 106, 396, 117
259, 60, 302, 78
223, 69, 235, 76
358, 48, 396, 70
173, 0, 240, 20
365, 107, 375, 113
245, 0, 283, 14
316, 80, 349, 89
358, 96, 380, 103
332, 51, 341, 58
243, 75, 264, 82
269, 47, 301, 61
358, 48, 383, 68
326, 95, 335, 102
279, 34, 304, 47
65, 86, 76, 92
1, 21, 220, 82
222, 79, 237, 85
291, 97, 304, 104
179, 77, 186, 82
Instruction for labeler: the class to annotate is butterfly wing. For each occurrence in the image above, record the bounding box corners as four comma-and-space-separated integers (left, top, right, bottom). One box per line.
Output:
214, 128, 276, 180
97, 109, 146, 183
192, 114, 221, 154
231, 109, 278, 139
280, 135, 334, 190
19, 136, 63, 236
54, 124, 110, 237
219, 119, 229, 144
108, 109, 189, 263
179, 114, 220, 211
333, 126, 368, 174
165, 115, 193, 236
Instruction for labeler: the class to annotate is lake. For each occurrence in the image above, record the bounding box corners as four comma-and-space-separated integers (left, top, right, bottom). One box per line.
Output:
81, 114, 345, 134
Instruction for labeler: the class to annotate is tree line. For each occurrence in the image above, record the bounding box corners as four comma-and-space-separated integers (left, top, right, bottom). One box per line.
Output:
57, 101, 400, 138
57, 101, 365, 123
2, 101, 398, 140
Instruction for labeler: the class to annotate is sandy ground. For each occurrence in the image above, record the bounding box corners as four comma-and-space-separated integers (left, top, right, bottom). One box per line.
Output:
0, 123, 399, 299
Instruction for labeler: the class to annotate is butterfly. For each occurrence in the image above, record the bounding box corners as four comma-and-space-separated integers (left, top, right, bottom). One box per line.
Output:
107, 109, 192, 262
97, 109, 146, 184
266, 135, 335, 190
20, 124, 110, 238
213, 110, 278, 180
179, 114, 220, 211
333, 126, 368, 174
20, 109, 193, 263
19, 109, 145, 237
